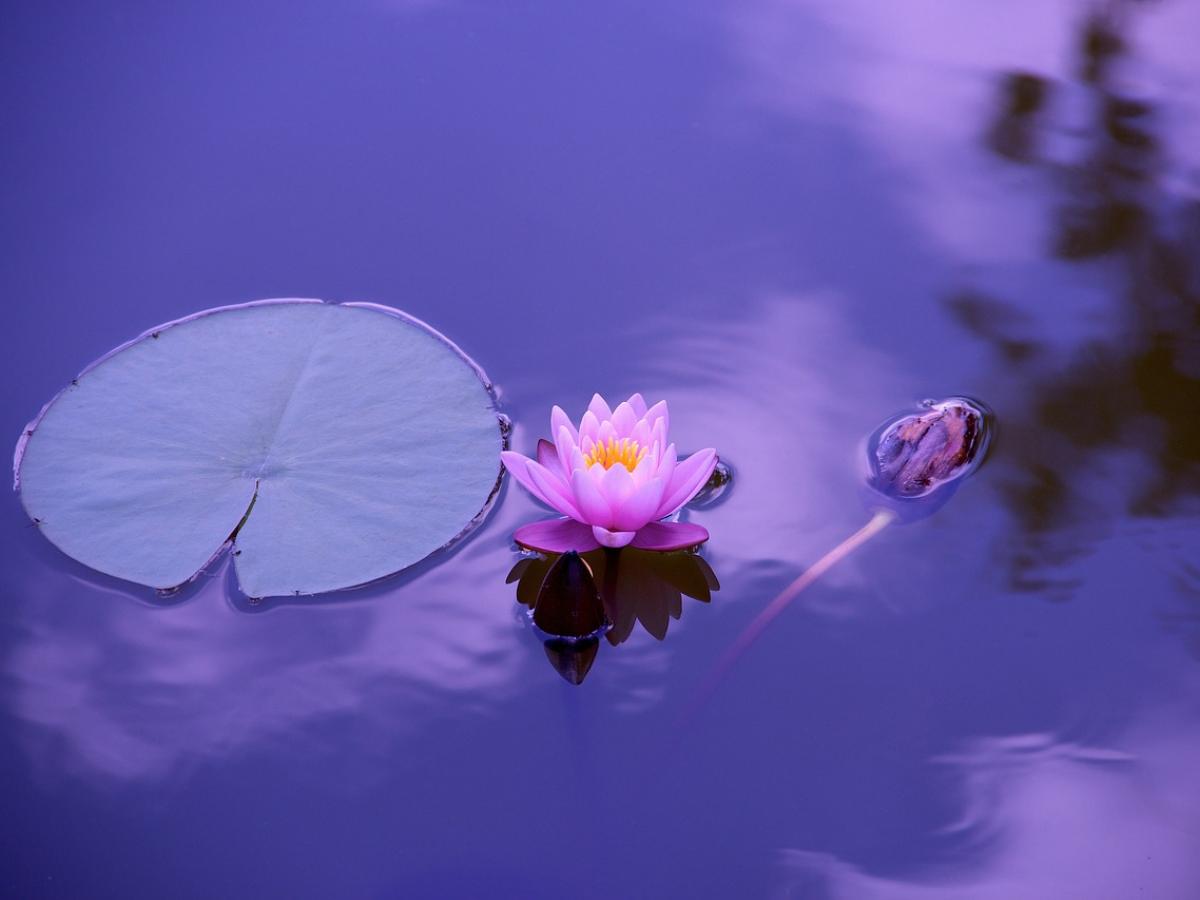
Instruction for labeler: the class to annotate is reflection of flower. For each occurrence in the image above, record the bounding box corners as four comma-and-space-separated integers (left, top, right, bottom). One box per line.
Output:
508, 548, 720, 684
501, 393, 717, 551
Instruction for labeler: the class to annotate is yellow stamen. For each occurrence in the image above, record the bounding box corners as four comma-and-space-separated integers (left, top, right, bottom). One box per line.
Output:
584, 437, 647, 471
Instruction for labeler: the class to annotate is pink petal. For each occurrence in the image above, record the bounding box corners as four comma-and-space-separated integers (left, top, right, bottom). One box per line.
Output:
550, 406, 579, 444
655, 449, 718, 518
612, 477, 666, 531
630, 420, 652, 448
630, 521, 709, 551
588, 393, 613, 421
654, 442, 678, 480
648, 418, 668, 456
627, 393, 648, 417
600, 462, 636, 510
579, 411, 602, 443
501, 451, 557, 508
630, 450, 658, 485
528, 461, 584, 519
555, 425, 579, 476
571, 467, 612, 526
514, 519, 600, 553
537, 439, 559, 473
645, 400, 669, 435
611, 401, 637, 437
593, 525, 636, 548
569, 443, 589, 474
597, 420, 619, 445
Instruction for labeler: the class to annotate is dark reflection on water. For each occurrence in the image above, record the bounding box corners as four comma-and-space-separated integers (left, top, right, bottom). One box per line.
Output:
949, 1, 1200, 598
2, 0, 1200, 898
508, 548, 719, 683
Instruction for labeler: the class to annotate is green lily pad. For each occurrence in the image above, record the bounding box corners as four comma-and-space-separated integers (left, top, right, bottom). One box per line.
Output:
15, 299, 505, 597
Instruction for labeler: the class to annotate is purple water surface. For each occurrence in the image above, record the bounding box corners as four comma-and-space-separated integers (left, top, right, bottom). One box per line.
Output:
3, 1, 1199, 898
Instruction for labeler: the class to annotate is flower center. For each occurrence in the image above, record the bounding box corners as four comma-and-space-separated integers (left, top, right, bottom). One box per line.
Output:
585, 437, 646, 471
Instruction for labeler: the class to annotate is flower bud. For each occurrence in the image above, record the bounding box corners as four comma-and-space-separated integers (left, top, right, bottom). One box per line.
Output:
532, 551, 607, 638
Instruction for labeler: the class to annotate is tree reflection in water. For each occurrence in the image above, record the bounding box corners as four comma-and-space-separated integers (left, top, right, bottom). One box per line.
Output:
952, 4, 1199, 607
506, 548, 719, 685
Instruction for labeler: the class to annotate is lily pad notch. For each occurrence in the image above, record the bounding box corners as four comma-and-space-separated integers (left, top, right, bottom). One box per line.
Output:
14, 299, 508, 598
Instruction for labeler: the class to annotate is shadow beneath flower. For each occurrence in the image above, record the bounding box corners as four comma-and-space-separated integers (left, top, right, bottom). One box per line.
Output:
506, 548, 720, 685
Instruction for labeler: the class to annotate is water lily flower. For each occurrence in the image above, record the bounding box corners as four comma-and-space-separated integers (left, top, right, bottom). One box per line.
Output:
502, 393, 718, 553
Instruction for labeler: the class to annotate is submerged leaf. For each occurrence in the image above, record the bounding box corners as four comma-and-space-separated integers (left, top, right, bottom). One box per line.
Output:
15, 299, 504, 597
869, 398, 991, 500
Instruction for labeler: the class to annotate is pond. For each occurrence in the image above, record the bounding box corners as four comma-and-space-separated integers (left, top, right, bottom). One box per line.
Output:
2, 1, 1198, 898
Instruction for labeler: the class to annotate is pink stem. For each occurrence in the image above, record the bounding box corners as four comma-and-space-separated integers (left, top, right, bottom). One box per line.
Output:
679, 509, 896, 725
